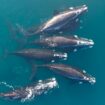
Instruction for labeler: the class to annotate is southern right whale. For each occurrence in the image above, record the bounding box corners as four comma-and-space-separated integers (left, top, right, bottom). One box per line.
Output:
30, 35, 94, 52
10, 48, 67, 62
15, 5, 88, 36
36, 64, 96, 84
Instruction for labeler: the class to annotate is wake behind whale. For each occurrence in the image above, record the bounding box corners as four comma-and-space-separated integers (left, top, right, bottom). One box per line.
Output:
0, 78, 58, 102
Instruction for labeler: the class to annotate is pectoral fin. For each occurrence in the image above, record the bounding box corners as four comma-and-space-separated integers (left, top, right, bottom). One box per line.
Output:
27, 60, 38, 81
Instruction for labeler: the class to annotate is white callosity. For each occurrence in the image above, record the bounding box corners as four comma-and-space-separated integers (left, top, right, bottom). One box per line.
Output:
75, 38, 94, 48
54, 53, 67, 59
88, 77, 96, 84
83, 76, 96, 84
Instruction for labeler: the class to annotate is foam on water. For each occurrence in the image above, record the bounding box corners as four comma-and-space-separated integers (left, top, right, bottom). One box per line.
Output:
0, 81, 14, 91
21, 78, 58, 102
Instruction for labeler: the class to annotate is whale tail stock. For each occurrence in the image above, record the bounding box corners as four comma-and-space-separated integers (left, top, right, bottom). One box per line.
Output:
6, 21, 41, 49
15, 23, 32, 36
15, 23, 40, 36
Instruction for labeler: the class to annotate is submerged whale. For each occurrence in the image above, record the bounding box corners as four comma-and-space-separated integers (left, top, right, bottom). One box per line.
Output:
30, 35, 94, 51
0, 78, 58, 102
16, 5, 88, 36
37, 64, 96, 84
11, 49, 67, 62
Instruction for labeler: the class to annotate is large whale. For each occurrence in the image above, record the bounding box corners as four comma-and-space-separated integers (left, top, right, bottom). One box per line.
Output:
0, 78, 58, 102
11, 49, 67, 62
30, 35, 94, 52
38, 64, 96, 84
16, 5, 88, 36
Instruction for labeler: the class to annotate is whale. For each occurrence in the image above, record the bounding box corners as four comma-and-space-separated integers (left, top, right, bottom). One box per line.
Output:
38, 64, 96, 84
30, 35, 94, 52
11, 49, 67, 62
0, 78, 58, 102
15, 5, 88, 36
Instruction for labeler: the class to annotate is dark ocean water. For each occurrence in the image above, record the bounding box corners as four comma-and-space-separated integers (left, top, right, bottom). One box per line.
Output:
0, 0, 105, 105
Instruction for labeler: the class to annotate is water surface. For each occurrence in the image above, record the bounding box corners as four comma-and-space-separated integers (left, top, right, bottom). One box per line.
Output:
0, 0, 105, 105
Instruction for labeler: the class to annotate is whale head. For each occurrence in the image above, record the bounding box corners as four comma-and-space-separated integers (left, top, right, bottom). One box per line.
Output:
74, 5, 88, 15
72, 35, 94, 51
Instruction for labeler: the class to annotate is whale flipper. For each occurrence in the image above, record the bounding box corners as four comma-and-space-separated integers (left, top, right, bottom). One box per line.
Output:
30, 63, 38, 81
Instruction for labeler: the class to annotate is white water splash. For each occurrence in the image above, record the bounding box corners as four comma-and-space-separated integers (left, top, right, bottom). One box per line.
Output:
0, 81, 14, 90
51, 60, 55, 63
21, 78, 58, 102
79, 81, 83, 85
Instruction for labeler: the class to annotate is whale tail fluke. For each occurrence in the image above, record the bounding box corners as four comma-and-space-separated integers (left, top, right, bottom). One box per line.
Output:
6, 21, 28, 48
15, 23, 40, 37
15, 23, 31, 36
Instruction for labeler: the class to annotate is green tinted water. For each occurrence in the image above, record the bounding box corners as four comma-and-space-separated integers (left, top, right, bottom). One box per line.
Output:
0, 0, 105, 105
